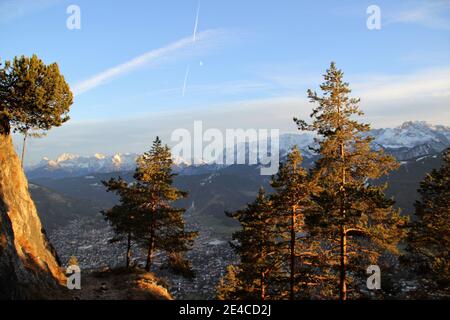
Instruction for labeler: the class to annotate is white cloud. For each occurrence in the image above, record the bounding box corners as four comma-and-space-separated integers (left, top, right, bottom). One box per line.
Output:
72, 29, 226, 96
14, 96, 305, 165
386, 1, 450, 30
181, 80, 272, 96
253, 65, 450, 104
353, 67, 450, 101
0, 0, 63, 24
17, 66, 450, 164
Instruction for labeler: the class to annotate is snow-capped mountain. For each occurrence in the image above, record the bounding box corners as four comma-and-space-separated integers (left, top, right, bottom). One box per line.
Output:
216, 132, 316, 165
223, 121, 450, 163
371, 121, 450, 149
26, 153, 139, 179
25, 121, 450, 179
370, 121, 450, 160
26, 152, 219, 179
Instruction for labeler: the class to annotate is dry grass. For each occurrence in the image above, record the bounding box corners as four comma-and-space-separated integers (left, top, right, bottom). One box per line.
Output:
69, 267, 173, 300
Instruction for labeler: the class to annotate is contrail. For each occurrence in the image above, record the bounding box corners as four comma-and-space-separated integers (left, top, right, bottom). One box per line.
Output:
72, 29, 220, 96
183, 2, 200, 97
182, 64, 190, 97
193, 2, 200, 42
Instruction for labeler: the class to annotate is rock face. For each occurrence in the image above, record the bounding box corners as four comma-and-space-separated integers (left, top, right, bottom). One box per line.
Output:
0, 134, 65, 299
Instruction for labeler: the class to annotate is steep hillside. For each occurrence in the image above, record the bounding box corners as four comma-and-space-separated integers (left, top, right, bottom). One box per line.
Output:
29, 183, 103, 232
175, 165, 272, 233
0, 134, 66, 299
31, 165, 272, 234
381, 153, 445, 217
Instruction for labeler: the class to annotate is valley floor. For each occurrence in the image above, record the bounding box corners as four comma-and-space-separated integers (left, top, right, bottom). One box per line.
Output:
49, 213, 238, 299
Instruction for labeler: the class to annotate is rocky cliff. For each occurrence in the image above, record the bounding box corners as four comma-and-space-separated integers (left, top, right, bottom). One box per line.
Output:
0, 134, 65, 299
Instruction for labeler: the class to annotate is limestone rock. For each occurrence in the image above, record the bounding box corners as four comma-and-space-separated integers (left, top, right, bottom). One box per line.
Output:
0, 134, 65, 299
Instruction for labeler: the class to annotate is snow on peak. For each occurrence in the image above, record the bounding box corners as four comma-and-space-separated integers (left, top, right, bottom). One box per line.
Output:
56, 153, 79, 163
172, 155, 190, 166
26, 121, 449, 177
27, 152, 138, 176
112, 153, 122, 164
400, 121, 428, 130
371, 121, 450, 149
47, 160, 58, 167
171, 155, 209, 166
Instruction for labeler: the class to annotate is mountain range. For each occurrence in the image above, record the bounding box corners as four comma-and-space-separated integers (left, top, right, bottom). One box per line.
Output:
30, 149, 447, 237
25, 121, 450, 179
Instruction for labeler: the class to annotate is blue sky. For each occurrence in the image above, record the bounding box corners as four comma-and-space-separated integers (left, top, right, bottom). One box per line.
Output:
1, 0, 450, 163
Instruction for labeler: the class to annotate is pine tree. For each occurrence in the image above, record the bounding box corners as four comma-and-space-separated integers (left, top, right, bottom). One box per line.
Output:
166, 252, 195, 279
102, 177, 139, 268
216, 265, 241, 300
68, 255, 79, 267
225, 188, 281, 300
270, 147, 321, 300
406, 149, 449, 296
0, 55, 72, 163
132, 137, 197, 272
294, 62, 408, 300
102, 137, 197, 273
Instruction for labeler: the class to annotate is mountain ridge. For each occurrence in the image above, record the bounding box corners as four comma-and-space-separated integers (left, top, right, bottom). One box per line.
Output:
25, 121, 450, 179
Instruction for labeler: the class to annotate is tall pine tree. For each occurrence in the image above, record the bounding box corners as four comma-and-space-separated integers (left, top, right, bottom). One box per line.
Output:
270, 146, 321, 300
406, 149, 449, 296
295, 62, 408, 300
102, 137, 197, 273
225, 188, 281, 300
216, 265, 241, 300
102, 177, 139, 268
133, 137, 197, 272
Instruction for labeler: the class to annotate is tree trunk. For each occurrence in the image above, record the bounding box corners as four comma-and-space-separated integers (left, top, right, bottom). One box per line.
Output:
338, 86, 348, 299
339, 141, 347, 300
260, 243, 266, 300
21, 131, 28, 168
261, 271, 266, 300
145, 212, 156, 272
339, 226, 347, 300
145, 235, 154, 272
290, 205, 297, 300
126, 232, 131, 268
0, 114, 10, 136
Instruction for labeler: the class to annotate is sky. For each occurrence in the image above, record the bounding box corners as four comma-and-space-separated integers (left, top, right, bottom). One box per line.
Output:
1, 0, 449, 164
